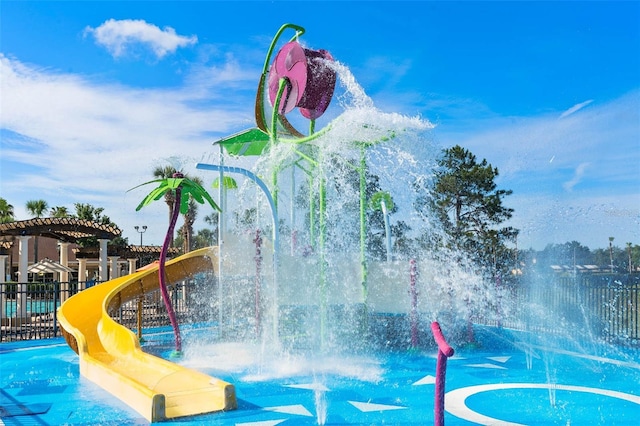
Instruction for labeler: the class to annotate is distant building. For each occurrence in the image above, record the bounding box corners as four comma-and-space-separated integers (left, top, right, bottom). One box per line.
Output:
550, 265, 604, 274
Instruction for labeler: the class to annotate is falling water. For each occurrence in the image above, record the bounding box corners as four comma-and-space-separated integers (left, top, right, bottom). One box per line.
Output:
187, 46, 525, 362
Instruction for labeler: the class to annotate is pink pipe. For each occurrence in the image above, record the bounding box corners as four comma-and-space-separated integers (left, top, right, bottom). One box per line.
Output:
410, 259, 418, 347
431, 321, 454, 426
158, 179, 183, 353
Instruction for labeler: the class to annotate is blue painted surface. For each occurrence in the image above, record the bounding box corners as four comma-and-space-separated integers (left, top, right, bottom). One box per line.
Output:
1, 327, 639, 425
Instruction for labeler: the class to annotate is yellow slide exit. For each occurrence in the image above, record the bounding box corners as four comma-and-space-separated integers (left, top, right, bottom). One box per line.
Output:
57, 247, 237, 422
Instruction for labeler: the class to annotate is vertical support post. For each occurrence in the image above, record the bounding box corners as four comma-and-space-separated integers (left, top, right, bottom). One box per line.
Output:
319, 158, 327, 348
217, 143, 225, 336
98, 239, 109, 282
17, 235, 30, 318
127, 258, 137, 275
59, 242, 70, 302
108, 256, 119, 280
381, 200, 392, 262
58, 242, 70, 283
496, 273, 502, 328
0, 255, 7, 321
0, 255, 7, 282
291, 166, 296, 255
309, 175, 315, 249
359, 145, 367, 302
254, 229, 262, 337
77, 259, 87, 290
53, 281, 59, 335
431, 321, 454, 426
410, 259, 419, 348
137, 298, 144, 342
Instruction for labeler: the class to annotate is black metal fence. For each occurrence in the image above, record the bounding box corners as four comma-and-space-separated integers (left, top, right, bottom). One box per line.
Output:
0, 280, 194, 342
489, 273, 640, 346
1, 273, 638, 346
109, 281, 193, 332
1, 281, 79, 341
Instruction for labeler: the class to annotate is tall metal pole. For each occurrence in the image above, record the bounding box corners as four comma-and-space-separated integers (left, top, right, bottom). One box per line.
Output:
218, 143, 225, 335
134, 225, 147, 246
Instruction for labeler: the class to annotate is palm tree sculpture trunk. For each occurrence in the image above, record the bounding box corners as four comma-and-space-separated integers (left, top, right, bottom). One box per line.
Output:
130, 170, 219, 355
160, 180, 183, 354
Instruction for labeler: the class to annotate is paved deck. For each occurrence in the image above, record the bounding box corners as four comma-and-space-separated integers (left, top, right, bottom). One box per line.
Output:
1, 327, 639, 425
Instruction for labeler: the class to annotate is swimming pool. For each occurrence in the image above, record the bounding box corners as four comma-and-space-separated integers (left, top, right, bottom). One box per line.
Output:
1, 325, 638, 425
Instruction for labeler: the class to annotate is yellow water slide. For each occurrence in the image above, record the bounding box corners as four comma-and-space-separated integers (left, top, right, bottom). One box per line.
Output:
57, 247, 237, 422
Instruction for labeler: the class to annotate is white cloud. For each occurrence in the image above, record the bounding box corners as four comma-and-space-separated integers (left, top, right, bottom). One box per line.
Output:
439, 91, 639, 189
85, 19, 197, 59
433, 90, 639, 249
1, 48, 638, 251
0, 54, 254, 245
562, 162, 590, 192
559, 99, 593, 119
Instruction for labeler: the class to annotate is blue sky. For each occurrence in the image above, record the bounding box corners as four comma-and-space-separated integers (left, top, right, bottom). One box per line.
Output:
1, 1, 639, 250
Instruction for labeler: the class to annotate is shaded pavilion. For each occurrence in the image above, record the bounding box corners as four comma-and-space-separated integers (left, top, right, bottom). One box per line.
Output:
1, 218, 179, 282
0, 217, 121, 283
0, 218, 182, 320
0, 218, 122, 320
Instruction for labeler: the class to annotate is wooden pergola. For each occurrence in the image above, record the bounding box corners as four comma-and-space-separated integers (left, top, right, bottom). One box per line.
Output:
0, 217, 121, 245
0, 217, 122, 283
0, 218, 177, 280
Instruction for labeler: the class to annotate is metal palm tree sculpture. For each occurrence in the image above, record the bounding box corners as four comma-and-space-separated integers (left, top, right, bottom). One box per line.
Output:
130, 172, 220, 355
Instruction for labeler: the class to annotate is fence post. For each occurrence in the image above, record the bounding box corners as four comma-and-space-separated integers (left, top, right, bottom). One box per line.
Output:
53, 282, 59, 336
137, 298, 144, 342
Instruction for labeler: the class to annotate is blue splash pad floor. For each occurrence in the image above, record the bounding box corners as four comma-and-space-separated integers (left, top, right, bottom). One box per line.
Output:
1, 328, 639, 425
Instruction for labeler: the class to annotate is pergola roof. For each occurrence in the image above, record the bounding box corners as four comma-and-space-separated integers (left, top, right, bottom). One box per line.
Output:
0, 219, 181, 260
0, 217, 121, 244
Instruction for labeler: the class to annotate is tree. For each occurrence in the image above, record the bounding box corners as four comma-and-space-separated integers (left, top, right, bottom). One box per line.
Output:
536, 241, 593, 270
26, 199, 49, 262
130, 171, 220, 355
181, 177, 205, 254
50, 206, 70, 218
203, 212, 219, 246
0, 198, 14, 223
628, 243, 640, 273
72, 203, 119, 248
152, 165, 203, 251
25, 199, 49, 218
430, 145, 517, 274
74, 203, 110, 224
193, 228, 216, 249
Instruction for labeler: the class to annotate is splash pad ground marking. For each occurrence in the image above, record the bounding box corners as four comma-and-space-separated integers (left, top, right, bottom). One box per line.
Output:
348, 400, 408, 412
284, 383, 330, 392
236, 420, 287, 426
412, 374, 436, 385
263, 404, 313, 416
465, 363, 508, 370
487, 356, 511, 363
445, 383, 640, 426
